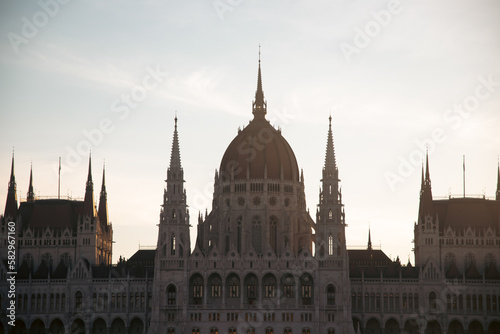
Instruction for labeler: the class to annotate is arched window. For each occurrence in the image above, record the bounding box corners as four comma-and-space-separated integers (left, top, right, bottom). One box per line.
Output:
328, 234, 333, 256
190, 275, 204, 305
327, 284, 335, 305
208, 274, 222, 298
429, 291, 437, 310
252, 216, 262, 253
167, 328, 175, 334
75, 291, 83, 311
266, 328, 274, 334
245, 274, 258, 305
210, 328, 219, 334
281, 274, 295, 298
300, 274, 313, 305
269, 216, 277, 253
227, 274, 240, 298
167, 284, 177, 305
328, 209, 333, 220
192, 329, 200, 334
263, 274, 277, 298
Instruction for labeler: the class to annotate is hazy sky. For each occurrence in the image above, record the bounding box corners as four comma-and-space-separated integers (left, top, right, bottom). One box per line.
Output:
1, 0, 499, 263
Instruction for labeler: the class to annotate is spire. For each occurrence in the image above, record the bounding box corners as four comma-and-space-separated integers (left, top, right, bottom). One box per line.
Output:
324, 114, 337, 170
419, 150, 433, 221
420, 162, 424, 190
252, 46, 267, 120
169, 115, 182, 170
98, 163, 109, 226
424, 150, 431, 187
83, 154, 96, 217
27, 163, 35, 202
4, 151, 18, 220
367, 227, 372, 250
496, 161, 500, 201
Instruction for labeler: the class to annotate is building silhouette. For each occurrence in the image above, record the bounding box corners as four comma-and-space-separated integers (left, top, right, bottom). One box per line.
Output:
1, 59, 500, 334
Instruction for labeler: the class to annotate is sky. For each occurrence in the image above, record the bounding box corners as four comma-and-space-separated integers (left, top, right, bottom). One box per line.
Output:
1, 0, 499, 264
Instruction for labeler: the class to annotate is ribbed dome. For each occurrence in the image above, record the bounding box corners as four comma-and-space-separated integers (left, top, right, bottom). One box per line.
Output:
219, 118, 299, 182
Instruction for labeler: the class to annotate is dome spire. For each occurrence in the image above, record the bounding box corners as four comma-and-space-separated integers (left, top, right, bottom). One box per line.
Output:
252, 45, 267, 120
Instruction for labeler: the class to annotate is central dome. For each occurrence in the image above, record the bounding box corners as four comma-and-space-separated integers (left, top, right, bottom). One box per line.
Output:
219, 118, 299, 182
219, 58, 299, 182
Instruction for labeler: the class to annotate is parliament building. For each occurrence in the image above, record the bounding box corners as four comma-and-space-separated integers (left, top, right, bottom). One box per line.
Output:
1, 60, 500, 334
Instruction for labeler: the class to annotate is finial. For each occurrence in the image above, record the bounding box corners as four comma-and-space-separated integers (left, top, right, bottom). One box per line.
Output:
329, 113, 332, 126
174, 111, 178, 128
258, 44, 261, 63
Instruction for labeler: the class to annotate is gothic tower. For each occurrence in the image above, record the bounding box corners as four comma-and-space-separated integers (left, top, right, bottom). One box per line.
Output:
315, 116, 354, 334
151, 116, 190, 333
414, 152, 440, 279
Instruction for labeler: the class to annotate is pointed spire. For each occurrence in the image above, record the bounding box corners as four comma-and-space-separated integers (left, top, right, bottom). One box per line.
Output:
83, 154, 96, 217
27, 163, 35, 202
87, 152, 93, 185
419, 150, 433, 221
420, 162, 424, 190
4, 151, 18, 220
169, 114, 182, 170
496, 160, 500, 201
367, 227, 372, 250
98, 163, 109, 226
9, 150, 15, 184
252, 46, 267, 120
324, 114, 337, 170
424, 150, 431, 187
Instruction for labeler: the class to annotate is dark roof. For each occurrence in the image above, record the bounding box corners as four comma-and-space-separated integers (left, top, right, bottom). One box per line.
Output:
485, 264, 500, 280
219, 117, 299, 182
465, 263, 482, 279
18, 199, 83, 231
445, 262, 461, 279
33, 261, 49, 279
433, 197, 500, 232
17, 260, 31, 279
348, 249, 392, 267
92, 264, 112, 278
127, 249, 156, 267
52, 261, 68, 279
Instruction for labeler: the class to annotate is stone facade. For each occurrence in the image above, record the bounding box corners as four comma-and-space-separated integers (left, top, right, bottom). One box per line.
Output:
1, 60, 500, 334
